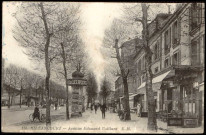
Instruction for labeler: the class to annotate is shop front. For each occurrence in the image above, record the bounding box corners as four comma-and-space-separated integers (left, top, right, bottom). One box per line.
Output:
132, 70, 174, 117
160, 66, 203, 128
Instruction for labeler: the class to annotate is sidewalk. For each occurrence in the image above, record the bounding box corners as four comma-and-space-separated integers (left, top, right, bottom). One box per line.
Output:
2, 107, 203, 133
130, 112, 204, 134
1, 105, 32, 111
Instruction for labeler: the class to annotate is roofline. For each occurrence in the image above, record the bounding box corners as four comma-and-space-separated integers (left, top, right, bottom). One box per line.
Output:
157, 3, 189, 35
133, 3, 189, 61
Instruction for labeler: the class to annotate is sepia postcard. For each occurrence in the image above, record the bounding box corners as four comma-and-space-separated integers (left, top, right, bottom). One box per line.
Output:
1, 2, 204, 133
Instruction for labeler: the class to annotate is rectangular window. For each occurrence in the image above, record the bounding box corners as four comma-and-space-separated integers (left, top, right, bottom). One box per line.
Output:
191, 39, 200, 65
165, 58, 169, 68
138, 60, 141, 72
191, 3, 202, 31
142, 73, 146, 82
172, 21, 179, 45
172, 51, 180, 65
164, 29, 171, 54
155, 67, 159, 73
141, 56, 145, 70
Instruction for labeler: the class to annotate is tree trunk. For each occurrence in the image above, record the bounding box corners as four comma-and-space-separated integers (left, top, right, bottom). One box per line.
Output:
114, 39, 131, 120
122, 77, 131, 120
40, 2, 51, 126
8, 86, 11, 109
42, 87, 44, 105
141, 3, 157, 131
35, 88, 38, 106
20, 88, 22, 108
60, 42, 70, 120
65, 85, 70, 119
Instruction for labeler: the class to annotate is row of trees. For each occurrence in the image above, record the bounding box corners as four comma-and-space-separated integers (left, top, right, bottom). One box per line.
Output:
3, 63, 67, 108
12, 2, 84, 125
103, 3, 174, 131
86, 72, 112, 106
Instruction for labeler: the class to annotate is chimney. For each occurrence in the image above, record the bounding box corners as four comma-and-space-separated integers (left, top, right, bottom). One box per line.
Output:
168, 5, 171, 14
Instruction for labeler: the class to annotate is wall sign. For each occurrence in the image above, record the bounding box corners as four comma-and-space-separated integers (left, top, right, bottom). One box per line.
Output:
67, 79, 87, 86
168, 118, 183, 126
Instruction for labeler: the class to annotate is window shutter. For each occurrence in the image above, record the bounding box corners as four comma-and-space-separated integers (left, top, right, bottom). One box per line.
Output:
177, 18, 181, 43
189, 7, 192, 31
171, 55, 174, 65
199, 4, 202, 24
169, 57, 171, 65
169, 28, 171, 48
177, 51, 181, 65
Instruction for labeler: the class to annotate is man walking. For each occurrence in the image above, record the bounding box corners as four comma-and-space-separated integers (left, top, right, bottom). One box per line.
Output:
101, 103, 107, 119
94, 104, 98, 114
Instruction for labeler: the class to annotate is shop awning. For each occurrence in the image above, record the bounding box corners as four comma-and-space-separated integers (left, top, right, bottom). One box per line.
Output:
137, 70, 174, 91
129, 93, 144, 100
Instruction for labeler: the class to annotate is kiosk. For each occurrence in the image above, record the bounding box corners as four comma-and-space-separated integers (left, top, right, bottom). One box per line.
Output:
68, 70, 87, 117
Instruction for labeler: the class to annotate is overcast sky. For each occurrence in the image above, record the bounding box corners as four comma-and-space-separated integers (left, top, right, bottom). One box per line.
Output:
2, 2, 176, 90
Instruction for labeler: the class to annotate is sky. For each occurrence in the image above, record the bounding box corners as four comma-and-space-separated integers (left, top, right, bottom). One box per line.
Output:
2, 2, 176, 90
2, 2, 122, 90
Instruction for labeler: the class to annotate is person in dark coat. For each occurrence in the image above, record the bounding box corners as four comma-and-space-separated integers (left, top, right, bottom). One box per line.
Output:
33, 105, 40, 121
90, 103, 93, 113
101, 103, 107, 119
55, 102, 58, 110
94, 104, 98, 114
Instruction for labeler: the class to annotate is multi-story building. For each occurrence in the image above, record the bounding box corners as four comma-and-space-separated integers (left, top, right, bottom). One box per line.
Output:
132, 13, 172, 113
130, 3, 204, 126
114, 38, 142, 109
121, 38, 142, 95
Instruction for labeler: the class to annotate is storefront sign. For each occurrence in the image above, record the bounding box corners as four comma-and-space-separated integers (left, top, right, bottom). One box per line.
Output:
183, 118, 198, 128
67, 79, 87, 86
168, 118, 182, 126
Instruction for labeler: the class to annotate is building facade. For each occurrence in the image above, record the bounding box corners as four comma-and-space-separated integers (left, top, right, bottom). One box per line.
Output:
115, 38, 142, 109
129, 3, 204, 127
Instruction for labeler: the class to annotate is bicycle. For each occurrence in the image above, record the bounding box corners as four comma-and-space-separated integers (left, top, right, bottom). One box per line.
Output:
29, 110, 46, 122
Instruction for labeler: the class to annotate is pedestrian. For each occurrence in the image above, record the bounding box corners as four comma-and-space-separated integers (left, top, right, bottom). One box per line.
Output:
101, 103, 107, 119
33, 104, 40, 121
55, 102, 58, 110
90, 104, 93, 113
94, 104, 98, 114
137, 103, 141, 117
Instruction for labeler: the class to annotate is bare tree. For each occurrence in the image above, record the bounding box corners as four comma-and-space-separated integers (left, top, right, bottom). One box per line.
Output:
16, 67, 29, 108
86, 72, 98, 108
99, 77, 111, 104
4, 64, 18, 108
50, 3, 81, 120
12, 2, 74, 125
121, 3, 176, 131
103, 19, 132, 120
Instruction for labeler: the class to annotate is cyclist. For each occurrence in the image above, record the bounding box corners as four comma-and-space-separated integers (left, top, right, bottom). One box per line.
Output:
33, 104, 40, 121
